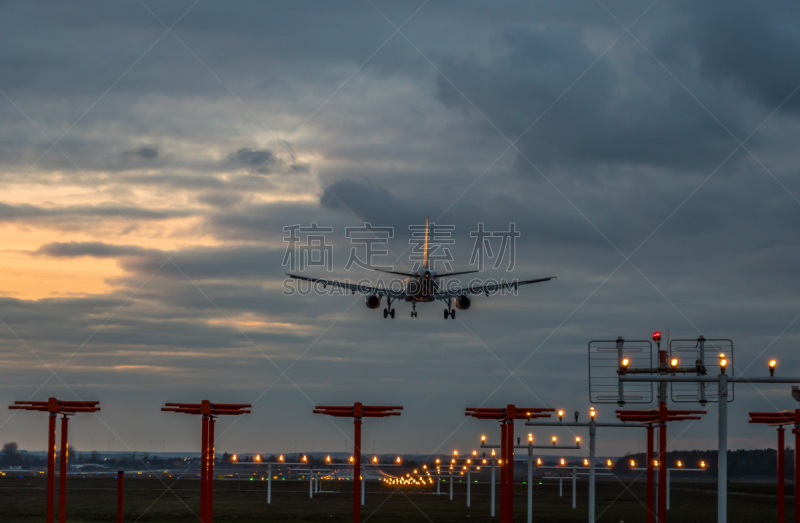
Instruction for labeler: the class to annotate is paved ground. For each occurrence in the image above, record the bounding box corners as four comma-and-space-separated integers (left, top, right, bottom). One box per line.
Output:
0, 476, 788, 522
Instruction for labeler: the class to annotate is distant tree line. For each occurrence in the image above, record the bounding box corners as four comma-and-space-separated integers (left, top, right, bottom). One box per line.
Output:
0, 442, 193, 470
615, 448, 796, 478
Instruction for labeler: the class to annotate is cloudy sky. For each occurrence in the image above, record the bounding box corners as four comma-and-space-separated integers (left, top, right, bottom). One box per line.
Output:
1, 0, 800, 460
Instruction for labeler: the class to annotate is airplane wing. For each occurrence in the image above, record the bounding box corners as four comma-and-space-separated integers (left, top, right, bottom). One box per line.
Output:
286, 274, 407, 299
434, 276, 556, 299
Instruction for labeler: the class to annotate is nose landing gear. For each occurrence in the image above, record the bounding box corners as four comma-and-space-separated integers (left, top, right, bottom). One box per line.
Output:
411, 303, 418, 318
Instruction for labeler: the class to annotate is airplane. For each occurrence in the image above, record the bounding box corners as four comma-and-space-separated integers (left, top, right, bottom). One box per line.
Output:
286, 217, 555, 319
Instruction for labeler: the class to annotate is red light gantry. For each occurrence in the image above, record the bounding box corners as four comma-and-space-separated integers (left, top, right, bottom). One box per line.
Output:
749, 409, 799, 523
465, 405, 554, 523
161, 400, 250, 523
9, 398, 100, 523
617, 407, 705, 523
314, 403, 402, 523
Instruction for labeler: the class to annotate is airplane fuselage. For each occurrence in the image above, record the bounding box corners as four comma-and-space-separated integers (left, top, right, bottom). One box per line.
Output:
403, 267, 438, 303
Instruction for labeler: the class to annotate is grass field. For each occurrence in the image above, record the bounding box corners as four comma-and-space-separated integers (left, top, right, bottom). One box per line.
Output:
0, 476, 790, 522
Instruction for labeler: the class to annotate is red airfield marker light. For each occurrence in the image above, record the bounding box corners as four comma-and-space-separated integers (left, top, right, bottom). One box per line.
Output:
162, 400, 251, 523
466, 405, 555, 523
9, 398, 100, 523
749, 409, 799, 523
314, 402, 402, 523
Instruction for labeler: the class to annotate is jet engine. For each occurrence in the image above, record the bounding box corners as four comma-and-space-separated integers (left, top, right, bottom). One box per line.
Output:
366, 295, 381, 309
455, 295, 471, 310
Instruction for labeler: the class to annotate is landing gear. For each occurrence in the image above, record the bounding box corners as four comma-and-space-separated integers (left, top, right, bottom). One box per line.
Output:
444, 298, 455, 320
383, 298, 395, 319
411, 303, 418, 318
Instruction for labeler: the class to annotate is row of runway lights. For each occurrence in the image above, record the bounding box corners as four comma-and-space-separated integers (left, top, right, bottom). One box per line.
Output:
231, 454, 403, 465
220, 411, 711, 486
380, 420, 712, 487
380, 459, 709, 488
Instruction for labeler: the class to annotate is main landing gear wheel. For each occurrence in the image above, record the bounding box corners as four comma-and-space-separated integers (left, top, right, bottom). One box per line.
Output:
383, 298, 396, 319
444, 309, 456, 320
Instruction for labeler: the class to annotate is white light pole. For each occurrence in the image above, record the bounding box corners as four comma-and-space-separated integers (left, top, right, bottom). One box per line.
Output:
449, 467, 453, 501
467, 468, 471, 507
491, 458, 496, 516
572, 466, 577, 509
718, 370, 727, 523
589, 415, 596, 520
526, 436, 534, 522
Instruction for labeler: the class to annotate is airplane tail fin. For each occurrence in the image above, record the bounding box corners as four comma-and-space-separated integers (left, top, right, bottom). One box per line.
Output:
423, 215, 429, 269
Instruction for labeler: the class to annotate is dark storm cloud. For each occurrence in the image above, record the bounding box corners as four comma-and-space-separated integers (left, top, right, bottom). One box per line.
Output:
206, 201, 335, 242
320, 179, 404, 224
0, 293, 298, 354
120, 244, 276, 281
196, 191, 245, 208
288, 163, 311, 174
115, 173, 276, 196
228, 148, 273, 167
122, 145, 159, 160
227, 147, 281, 174
669, 0, 800, 113
0, 202, 198, 224
435, 23, 740, 171
33, 241, 281, 282
34, 242, 147, 258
